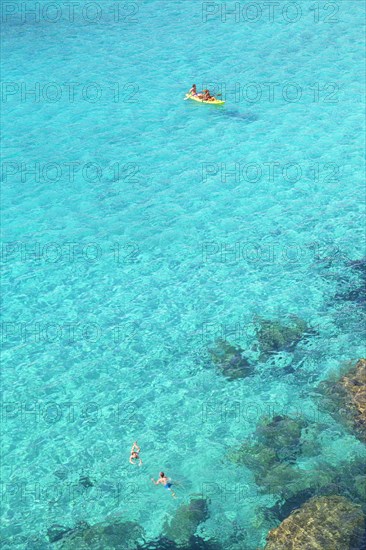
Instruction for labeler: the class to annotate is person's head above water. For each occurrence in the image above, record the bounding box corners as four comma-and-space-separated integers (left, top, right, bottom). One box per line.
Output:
159, 472, 165, 477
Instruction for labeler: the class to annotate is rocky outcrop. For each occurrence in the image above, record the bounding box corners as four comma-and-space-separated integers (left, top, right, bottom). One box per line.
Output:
318, 358, 366, 442
264, 495, 365, 550
227, 415, 309, 473
255, 415, 307, 461
255, 316, 314, 360
57, 520, 144, 549
341, 358, 366, 435
209, 338, 254, 381
163, 497, 209, 546
335, 258, 366, 306
226, 415, 341, 506
47, 524, 74, 543
136, 535, 222, 549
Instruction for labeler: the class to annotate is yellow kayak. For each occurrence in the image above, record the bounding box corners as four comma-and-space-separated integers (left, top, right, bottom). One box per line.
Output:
185, 93, 225, 105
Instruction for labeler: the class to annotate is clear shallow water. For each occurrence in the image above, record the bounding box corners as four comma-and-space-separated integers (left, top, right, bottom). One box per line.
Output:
1, 1, 365, 548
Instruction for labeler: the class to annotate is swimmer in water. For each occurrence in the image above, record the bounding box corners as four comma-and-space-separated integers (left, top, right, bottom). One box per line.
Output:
129, 441, 142, 466
151, 472, 177, 498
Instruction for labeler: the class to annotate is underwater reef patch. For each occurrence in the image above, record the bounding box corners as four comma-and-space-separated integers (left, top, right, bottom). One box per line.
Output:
209, 338, 255, 381
136, 535, 223, 549
255, 316, 315, 361
163, 497, 210, 547
224, 110, 259, 123
55, 519, 145, 549
335, 257, 366, 306
227, 415, 310, 471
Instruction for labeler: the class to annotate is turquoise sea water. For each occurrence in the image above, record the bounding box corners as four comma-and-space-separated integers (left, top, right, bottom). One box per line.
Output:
1, 1, 366, 548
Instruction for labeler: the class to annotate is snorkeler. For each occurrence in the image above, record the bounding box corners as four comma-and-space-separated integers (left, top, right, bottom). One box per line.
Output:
151, 472, 177, 498
129, 441, 142, 466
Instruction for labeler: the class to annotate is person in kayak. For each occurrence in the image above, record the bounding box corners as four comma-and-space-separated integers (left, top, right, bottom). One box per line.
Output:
151, 471, 177, 498
129, 441, 142, 466
188, 84, 203, 98
202, 89, 216, 101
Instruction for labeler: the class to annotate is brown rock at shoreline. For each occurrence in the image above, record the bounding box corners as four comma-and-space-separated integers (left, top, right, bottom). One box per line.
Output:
263, 495, 365, 550
341, 358, 366, 432
318, 358, 366, 442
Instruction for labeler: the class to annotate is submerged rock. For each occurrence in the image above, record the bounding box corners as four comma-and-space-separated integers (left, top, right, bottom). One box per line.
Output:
53, 467, 69, 481
257, 463, 301, 497
267, 488, 316, 522
335, 257, 366, 306
259, 455, 366, 531
58, 520, 144, 549
224, 110, 259, 123
348, 258, 366, 272
256, 316, 313, 360
255, 415, 307, 461
230, 445, 309, 498
264, 495, 365, 550
228, 415, 308, 472
79, 475, 94, 488
341, 358, 366, 436
136, 535, 222, 549
163, 497, 209, 546
318, 358, 366, 442
209, 338, 254, 381
47, 524, 73, 543
227, 441, 278, 472
336, 286, 366, 305
227, 415, 329, 507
